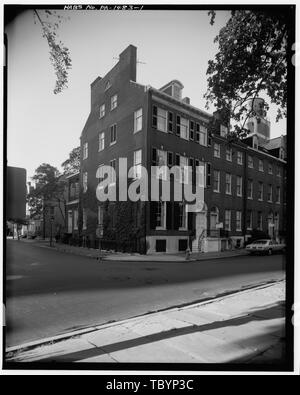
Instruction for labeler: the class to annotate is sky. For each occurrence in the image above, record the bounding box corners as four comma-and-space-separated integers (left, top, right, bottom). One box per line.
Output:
6, 8, 287, 181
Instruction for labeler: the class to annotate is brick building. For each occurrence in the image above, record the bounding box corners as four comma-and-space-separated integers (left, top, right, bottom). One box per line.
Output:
79, 45, 286, 254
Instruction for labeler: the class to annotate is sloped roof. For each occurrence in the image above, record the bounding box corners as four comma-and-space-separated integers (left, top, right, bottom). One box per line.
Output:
261, 135, 286, 151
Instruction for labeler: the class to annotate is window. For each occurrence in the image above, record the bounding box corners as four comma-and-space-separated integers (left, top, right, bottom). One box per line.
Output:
268, 163, 273, 174
213, 170, 220, 192
199, 125, 207, 146
189, 120, 194, 140
83, 142, 88, 160
195, 123, 200, 143
168, 112, 173, 133
111, 94, 117, 110
178, 116, 189, 140
247, 179, 253, 199
225, 210, 231, 231
98, 205, 104, 226
100, 104, 105, 119
214, 143, 221, 158
220, 125, 228, 137
105, 81, 111, 91
206, 163, 211, 187
73, 209, 78, 230
267, 184, 273, 202
246, 210, 253, 230
225, 173, 232, 195
276, 166, 281, 177
133, 149, 142, 179
210, 207, 219, 230
156, 201, 166, 229
134, 108, 143, 133
110, 159, 116, 184
258, 182, 263, 201
259, 159, 264, 172
167, 151, 173, 167
236, 211, 242, 231
156, 149, 167, 180
257, 212, 263, 230
279, 148, 285, 160
98, 132, 105, 151
236, 176, 243, 197
226, 148, 232, 161
82, 208, 87, 230
180, 155, 189, 183
157, 108, 167, 132
253, 135, 258, 150
110, 124, 117, 144
237, 151, 243, 165
248, 155, 254, 168
276, 186, 281, 203
179, 202, 187, 230
83, 172, 88, 193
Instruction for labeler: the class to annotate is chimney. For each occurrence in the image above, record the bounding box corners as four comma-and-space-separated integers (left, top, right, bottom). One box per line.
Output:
119, 45, 137, 82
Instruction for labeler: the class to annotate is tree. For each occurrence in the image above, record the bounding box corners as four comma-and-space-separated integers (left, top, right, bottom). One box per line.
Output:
61, 146, 80, 176
33, 9, 72, 94
27, 164, 66, 227
205, 10, 288, 136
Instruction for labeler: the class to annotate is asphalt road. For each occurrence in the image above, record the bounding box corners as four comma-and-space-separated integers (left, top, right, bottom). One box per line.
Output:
5, 239, 285, 347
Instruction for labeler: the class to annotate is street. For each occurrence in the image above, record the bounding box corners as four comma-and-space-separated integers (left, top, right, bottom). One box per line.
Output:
5, 239, 285, 348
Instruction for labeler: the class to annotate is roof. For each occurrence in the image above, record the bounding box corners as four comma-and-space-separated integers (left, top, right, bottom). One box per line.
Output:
261, 135, 286, 151
159, 79, 184, 92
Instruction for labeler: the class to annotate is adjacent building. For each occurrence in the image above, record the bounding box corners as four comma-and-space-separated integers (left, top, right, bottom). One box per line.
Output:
79, 45, 286, 254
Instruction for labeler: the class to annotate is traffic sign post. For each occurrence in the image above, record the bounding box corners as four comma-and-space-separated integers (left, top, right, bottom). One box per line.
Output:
96, 226, 104, 260
50, 216, 54, 247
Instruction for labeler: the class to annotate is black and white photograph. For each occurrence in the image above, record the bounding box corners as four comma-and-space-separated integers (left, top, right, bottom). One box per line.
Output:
2, 2, 297, 375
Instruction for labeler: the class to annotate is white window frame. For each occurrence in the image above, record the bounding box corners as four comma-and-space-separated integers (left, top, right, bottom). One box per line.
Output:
247, 179, 253, 199
133, 149, 142, 179
257, 212, 263, 231
258, 182, 264, 201
111, 94, 117, 111
73, 209, 78, 230
83, 172, 88, 193
214, 143, 221, 158
213, 170, 220, 193
83, 142, 88, 160
220, 125, 228, 137
225, 173, 232, 195
157, 107, 168, 132
237, 151, 243, 165
100, 104, 105, 119
236, 176, 243, 197
98, 132, 105, 152
226, 148, 232, 162
180, 117, 189, 140
225, 210, 231, 231
110, 124, 117, 145
248, 155, 254, 168
134, 108, 143, 133
179, 202, 187, 230
259, 159, 264, 172
156, 201, 166, 230
199, 125, 207, 146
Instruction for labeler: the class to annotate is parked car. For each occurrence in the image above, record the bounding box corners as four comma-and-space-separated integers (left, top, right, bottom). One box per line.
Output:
246, 239, 286, 255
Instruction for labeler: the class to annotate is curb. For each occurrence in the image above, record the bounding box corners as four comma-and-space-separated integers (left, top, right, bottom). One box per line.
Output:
6, 278, 285, 357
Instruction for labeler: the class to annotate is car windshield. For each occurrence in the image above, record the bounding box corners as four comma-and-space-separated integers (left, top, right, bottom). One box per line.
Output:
253, 240, 269, 245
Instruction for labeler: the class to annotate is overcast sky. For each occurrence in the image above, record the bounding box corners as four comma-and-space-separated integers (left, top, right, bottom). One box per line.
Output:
6, 9, 287, 180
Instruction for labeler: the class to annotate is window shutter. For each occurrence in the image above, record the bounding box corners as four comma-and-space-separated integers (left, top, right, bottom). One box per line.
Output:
174, 202, 180, 230
176, 115, 181, 136
206, 163, 211, 187
168, 112, 173, 133
152, 105, 157, 128
166, 202, 172, 230
190, 121, 194, 140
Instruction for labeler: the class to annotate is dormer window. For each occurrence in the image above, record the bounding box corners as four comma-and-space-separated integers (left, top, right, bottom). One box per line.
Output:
105, 81, 112, 91
160, 80, 184, 100
220, 125, 228, 137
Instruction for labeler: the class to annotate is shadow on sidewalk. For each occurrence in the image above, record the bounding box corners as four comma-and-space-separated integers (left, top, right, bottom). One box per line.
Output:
23, 301, 285, 363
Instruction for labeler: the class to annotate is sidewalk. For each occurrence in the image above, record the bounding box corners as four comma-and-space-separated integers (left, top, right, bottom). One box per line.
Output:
17, 238, 248, 262
6, 280, 285, 364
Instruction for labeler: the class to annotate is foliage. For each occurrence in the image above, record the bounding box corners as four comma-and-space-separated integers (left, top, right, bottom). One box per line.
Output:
33, 9, 72, 94
27, 163, 65, 219
205, 10, 288, 135
61, 146, 80, 176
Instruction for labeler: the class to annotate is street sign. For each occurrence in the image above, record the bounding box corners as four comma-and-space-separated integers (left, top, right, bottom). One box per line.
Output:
96, 226, 103, 238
